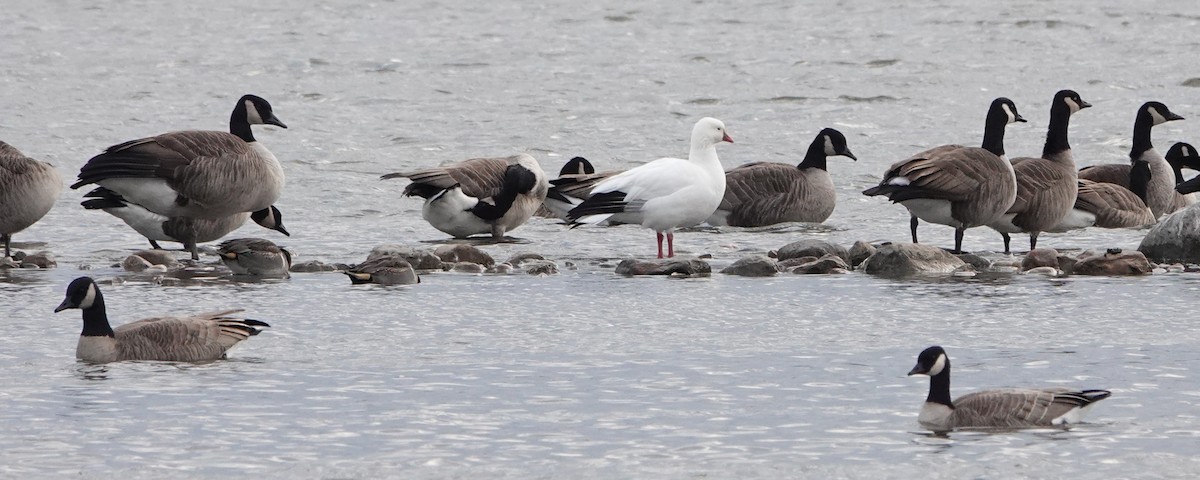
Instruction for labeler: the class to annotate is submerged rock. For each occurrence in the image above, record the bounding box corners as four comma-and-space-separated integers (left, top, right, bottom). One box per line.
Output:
290, 260, 342, 272
1022, 266, 1062, 276
848, 241, 876, 268
19, 252, 56, 269
615, 258, 711, 276
368, 245, 443, 270
720, 255, 778, 277
1073, 248, 1152, 276
1021, 248, 1059, 271
1138, 204, 1200, 263
791, 254, 850, 274
506, 252, 546, 266
776, 239, 849, 263
859, 243, 967, 276
523, 259, 559, 275
451, 262, 486, 274
435, 244, 495, 266
954, 253, 991, 271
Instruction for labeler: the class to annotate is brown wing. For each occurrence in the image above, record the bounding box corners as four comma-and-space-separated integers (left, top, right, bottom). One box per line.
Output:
73, 131, 250, 190
952, 388, 1097, 428
1075, 180, 1155, 228
721, 163, 833, 225
1078, 163, 1131, 188
383, 156, 519, 199
113, 309, 258, 362
1007, 157, 1076, 230
867, 145, 1007, 204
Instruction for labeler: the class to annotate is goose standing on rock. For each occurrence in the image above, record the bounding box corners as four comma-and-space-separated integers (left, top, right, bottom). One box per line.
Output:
707, 127, 856, 227
54, 276, 270, 363
0, 141, 62, 258
862, 97, 1024, 253
81, 186, 289, 251
566, 117, 733, 258
218, 238, 292, 277
382, 154, 548, 239
1077, 101, 1184, 218
907, 346, 1111, 431
988, 90, 1091, 253
70, 94, 288, 260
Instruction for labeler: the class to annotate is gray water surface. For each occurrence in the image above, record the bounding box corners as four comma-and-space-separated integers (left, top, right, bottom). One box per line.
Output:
3, 0, 1200, 478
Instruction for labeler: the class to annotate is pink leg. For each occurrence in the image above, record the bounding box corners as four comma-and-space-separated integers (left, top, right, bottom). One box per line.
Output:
666, 232, 675, 258
656, 231, 665, 259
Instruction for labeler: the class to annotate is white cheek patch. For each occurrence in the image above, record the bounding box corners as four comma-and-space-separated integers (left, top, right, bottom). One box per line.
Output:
1065, 97, 1081, 113
80, 284, 97, 309
928, 353, 947, 376
1002, 103, 1016, 124
824, 136, 836, 156
1148, 107, 1167, 125
1184, 146, 1195, 157
245, 100, 264, 124
887, 177, 912, 186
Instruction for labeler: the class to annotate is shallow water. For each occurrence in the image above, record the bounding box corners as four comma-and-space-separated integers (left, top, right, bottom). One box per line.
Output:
3, 0, 1200, 478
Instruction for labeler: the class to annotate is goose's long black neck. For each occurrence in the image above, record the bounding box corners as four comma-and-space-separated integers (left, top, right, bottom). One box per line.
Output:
79, 291, 115, 338
926, 366, 954, 408
980, 109, 1009, 158
1130, 112, 1155, 161
470, 182, 523, 221
797, 137, 828, 170
1130, 161, 1151, 203
1042, 105, 1074, 160
230, 104, 256, 143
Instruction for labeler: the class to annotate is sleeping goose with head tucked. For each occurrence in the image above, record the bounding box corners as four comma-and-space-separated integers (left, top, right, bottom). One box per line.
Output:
54, 276, 270, 363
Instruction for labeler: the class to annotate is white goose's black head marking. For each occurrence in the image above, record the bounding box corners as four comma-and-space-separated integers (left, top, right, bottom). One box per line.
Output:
908, 345, 949, 377
55, 276, 98, 312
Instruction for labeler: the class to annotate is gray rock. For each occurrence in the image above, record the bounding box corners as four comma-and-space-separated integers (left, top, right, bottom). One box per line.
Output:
1056, 255, 1078, 275
368, 245, 444, 270
720, 255, 778, 277
777, 256, 819, 269
122, 255, 167, 273
777, 239, 849, 263
451, 262, 486, 274
1139, 203, 1200, 263
791, 254, 850, 274
859, 243, 967, 276
0, 257, 19, 269
955, 253, 991, 271
435, 244, 495, 266
615, 258, 711, 276
506, 252, 546, 266
290, 260, 341, 272
1073, 248, 1153, 276
848, 241, 876, 268
19, 252, 56, 269
131, 250, 180, 267
523, 259, 559, 275
1021, 248, 1059, 271
486, 263, 514, 274
1022, 266, 1062, 276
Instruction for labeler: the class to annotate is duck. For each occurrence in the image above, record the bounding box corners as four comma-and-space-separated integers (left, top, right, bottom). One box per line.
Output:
0, 141, 63, 258
708, 127, 856, 227
217, 238, 292, 276
565, 117, 733, 258
907, 346, 1112, 431
53, 276, 270, 363
988, 90, 1091, 253
539, 156, 598, 219
81, 186, 289, 251
1077, 101, 1185, 218
382, 154, 548, 238
71, 94, 288, 259
345, 255, 420, 285
862, 97, 1024, 253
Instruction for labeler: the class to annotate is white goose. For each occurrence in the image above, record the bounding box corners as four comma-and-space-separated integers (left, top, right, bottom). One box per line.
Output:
566, 117, 733, 258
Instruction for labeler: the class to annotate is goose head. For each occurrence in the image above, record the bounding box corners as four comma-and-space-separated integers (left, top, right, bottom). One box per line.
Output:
1054, 90, 1091, 115
560, 157, 596, 176
907, 345, 950, 377
989, 97, 1027, 125
692, 117, 734, 149
54, 276, 100, 313
237, 94, 288, 129
502, 163, 540, 195
251, 205, 290, 236
819, 128, 857, 161
1139, 101, 1185, 127
1166, 143, 1200, 181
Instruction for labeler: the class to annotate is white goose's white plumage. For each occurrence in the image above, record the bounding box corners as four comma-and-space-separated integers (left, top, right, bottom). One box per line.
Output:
382, 154, 549, 238
566, 117, 733, 258
0, 141, 63, 258
71, 95, 288, 259
55, 276, 270, 363
908, 346, 1111, 431
81, 187, 289, 251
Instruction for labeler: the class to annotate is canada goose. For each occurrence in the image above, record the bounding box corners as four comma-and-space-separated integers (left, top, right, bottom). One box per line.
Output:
71, 94, 288, 259
0, 141, 63, 258
539, 156, 597, 219
217, 238, 292, 276
862, 97, 1024, 253
345, 255, 420, 285
566, 117, 733, 258
707, 128, 856, 227
988, 90, 1091, 253
1077, 101, 1184, 218
54, 276, 270, 363
1049, 179, 1155, 231
382, 154, 549, 238
907, 346, 1111, 431
1166, 143, 1200, 208
81, 187, 288, 251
